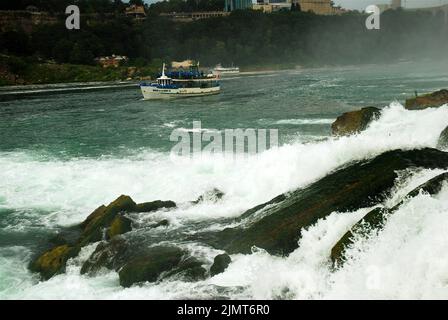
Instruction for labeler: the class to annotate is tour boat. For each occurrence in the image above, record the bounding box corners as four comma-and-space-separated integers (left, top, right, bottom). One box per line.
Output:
140, 64, 220, 100
212, 63, 240, 76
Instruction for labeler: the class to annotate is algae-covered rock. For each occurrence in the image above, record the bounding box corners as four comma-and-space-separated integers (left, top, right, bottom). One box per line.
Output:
331, 171, 448, 266
106, 215, 132, 240
78, 195, 136, 246
29, 245, 80, 280
405, 89, 448, 110
118, 246, 184, 287
210, 254, 231, 276
331, 107, 381, 136
135, 200, 176, 213
206, 149, 448, 256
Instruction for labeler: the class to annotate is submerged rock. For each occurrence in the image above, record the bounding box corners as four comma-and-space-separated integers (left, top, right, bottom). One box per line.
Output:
331, 171, 448, 266
135, 200, 176, 213
405, 89, 448, 110
29, 245, 80, 280
331, 107, 381, 136
437, 126, 448, 150
206, 149, 448, 256
210, 254, 232, 276
192, 188, 225, 204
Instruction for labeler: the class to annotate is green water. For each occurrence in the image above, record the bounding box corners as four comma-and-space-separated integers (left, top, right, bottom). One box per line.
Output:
2, 62, 447, 158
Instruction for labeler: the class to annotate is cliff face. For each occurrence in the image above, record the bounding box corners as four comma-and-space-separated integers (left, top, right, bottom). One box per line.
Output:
0, 11, 59, 33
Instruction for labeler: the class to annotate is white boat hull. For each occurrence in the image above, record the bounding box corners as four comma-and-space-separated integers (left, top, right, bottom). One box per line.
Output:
140, 85, 221, 100
212, 70, 239, 76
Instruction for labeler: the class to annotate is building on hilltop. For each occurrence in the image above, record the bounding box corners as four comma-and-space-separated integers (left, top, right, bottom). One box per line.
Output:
291, 0, 346, 15
224, 0, 253, 12
160, 11, 230, 22
125, 5, 146, 20
253, 2, 292, 13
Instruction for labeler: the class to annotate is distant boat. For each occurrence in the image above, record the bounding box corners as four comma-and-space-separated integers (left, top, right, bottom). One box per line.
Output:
140, 63, 220, 100
212, 63, 240, 76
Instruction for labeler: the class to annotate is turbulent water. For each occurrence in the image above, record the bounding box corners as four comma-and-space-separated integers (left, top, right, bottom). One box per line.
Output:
1, 61, 448, 299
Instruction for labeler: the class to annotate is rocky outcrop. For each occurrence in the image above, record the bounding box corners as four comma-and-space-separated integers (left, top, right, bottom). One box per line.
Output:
29, 195, 177, 280
330, 171, 448, 266
331, 107, 381, 136
210, 254, 232, 276
205, 149, 448, 256
29, 245, 80, 280
405, 89, 448, 110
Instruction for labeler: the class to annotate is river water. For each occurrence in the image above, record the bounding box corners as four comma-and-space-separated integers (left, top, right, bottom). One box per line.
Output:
1, 60, 448, 299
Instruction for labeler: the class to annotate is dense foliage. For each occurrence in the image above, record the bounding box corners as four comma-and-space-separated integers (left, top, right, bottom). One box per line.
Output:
0, 1, 447, 84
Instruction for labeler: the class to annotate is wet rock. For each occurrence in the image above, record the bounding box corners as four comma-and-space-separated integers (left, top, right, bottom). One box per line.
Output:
106, 215, 132, 240
210, 254, 231, 276
135, 200, 176, 213
29, 245, 80, 280
192, 188, 225, 204
81, 237, 128, 275
437, 126, 448, 150
48, 225, 82, 247
206, 149, 448, 256
118, 246, 184, 287
78, 195, 136, 246
163, 256, 207, 282
152, 219, 169, 228
331, 107, 381, 136
405, 89, 448, 110
29, 195, 180, 281
330, 207, 387, 266
331, 171, 448, 266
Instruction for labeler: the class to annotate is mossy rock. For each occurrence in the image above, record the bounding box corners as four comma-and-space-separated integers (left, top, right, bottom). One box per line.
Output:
331, 107, 381, 136
118, 246, 184, 287
78, 195, 137, 246
135, 200, 176, 213
210, 253, 231, 276
405, 89, 448, 110
106, 215, 132, 240
29, 245, 80, 280
331, 171, 448, 266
